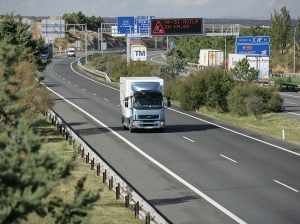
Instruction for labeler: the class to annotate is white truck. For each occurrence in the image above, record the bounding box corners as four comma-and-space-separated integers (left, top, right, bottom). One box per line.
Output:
120, 77, 170, 133
67, 48, 76, 57
198, 49, 224, 68
227, 53, 270, 80
130, 45, 147, 62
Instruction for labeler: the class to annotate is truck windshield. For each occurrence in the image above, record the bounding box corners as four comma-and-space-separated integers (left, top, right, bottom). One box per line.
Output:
134, 97, 163, 109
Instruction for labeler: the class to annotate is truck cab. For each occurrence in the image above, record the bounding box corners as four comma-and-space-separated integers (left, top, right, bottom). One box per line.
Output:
120, 77, 170, 133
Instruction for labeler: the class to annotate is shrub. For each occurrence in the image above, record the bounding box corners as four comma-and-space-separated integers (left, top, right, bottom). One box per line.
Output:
228, 83, 284, 117
178, 67, 232, 111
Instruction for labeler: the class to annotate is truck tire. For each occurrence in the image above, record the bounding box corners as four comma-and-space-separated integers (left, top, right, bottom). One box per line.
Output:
129, 124, 134, 133
159, 128, 165, 133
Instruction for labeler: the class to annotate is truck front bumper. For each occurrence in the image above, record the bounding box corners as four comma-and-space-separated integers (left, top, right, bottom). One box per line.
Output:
131, 120, 165, 129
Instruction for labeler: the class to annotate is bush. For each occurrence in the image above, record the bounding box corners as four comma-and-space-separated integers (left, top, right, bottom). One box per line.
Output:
228, 83, 284, 117
178, 67, 231, 111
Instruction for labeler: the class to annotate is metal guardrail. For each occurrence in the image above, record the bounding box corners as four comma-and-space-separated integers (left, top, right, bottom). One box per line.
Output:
78, 56, 111, 82
46, 109, 169, 224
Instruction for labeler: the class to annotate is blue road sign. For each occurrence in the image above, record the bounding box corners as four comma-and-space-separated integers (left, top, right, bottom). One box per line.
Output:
136, 16, 154, 34
169, 41, 175, 47
236, 36, 270, 56
117, 17, 135, 34
236, 44, 270, 56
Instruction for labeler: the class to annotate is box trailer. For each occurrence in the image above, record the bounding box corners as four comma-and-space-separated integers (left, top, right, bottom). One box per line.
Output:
198, 49, 224, 68
227, 53, 270, 80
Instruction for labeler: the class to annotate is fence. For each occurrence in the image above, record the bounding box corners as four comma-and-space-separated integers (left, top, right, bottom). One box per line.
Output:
45, 109, 169, 224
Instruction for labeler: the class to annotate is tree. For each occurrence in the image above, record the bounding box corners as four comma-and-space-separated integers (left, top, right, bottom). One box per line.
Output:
0, 23, 100, 224
270, 6, 291, 54
159, 47, 187, 83
0, 13, 49, 72
229, 58, 259, 83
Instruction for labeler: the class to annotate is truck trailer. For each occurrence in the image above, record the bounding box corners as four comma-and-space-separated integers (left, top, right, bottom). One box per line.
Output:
227, 53, 270, 80
120, 77, 169, 132
198, 49, 224, 68
40, 43, 53, 59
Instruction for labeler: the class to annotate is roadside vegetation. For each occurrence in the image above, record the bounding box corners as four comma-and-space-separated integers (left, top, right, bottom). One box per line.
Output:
0, 13, 143, 224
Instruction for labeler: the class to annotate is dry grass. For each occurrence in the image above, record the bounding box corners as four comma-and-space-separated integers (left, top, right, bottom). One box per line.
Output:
21, 118, 143, 224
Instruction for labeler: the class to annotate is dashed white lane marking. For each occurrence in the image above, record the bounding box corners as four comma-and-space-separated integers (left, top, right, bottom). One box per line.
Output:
183, 136, 195, 143
274, 180, 299, 192
221, 154, 238, 163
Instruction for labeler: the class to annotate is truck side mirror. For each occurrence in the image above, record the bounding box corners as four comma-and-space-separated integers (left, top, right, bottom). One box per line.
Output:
125, 97, 128, 108
167, 97, 171, 107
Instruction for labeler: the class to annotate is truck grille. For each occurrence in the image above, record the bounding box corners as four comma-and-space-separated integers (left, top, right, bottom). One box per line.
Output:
138, 115, 159, 119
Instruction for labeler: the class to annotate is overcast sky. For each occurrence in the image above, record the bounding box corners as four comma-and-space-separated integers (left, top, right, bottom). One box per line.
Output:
0, 0, 299, 19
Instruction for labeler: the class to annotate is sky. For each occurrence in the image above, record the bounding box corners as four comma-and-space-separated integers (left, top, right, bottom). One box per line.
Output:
0, 0, 299, 19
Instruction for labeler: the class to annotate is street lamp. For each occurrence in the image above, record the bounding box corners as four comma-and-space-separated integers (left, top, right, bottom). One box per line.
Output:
224, 25, 232, 70
294, 21, 300, 76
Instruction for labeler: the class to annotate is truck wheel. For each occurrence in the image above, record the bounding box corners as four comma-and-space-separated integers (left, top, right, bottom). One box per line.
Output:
129, 124, 134, 133
123, 125, 128, 130
159, 128, 165, 133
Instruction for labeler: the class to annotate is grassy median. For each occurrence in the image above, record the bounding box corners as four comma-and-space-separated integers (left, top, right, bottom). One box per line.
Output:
22, 118, 143, 224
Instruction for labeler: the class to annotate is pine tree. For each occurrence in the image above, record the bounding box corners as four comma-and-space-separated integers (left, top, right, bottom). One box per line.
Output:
0, 21, 100, 224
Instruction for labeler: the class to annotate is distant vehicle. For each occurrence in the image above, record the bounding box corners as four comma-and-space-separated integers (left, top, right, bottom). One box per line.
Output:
227, 53, 270, 81
40, 43, 53, 59
120, 77, 170, 133
198, 49, 224, 68
67, 48, 76, 57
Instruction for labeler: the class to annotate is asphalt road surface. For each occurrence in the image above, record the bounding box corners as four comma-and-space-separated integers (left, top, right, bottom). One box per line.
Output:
41, 54, 300, 224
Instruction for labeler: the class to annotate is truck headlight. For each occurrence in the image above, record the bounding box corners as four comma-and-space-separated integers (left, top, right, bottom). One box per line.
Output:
160, 121, 165, 127
133, 121, 138, 128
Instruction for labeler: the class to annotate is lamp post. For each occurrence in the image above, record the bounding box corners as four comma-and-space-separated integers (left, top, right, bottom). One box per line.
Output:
224, 25, 232, 70
294, 21, 300, 76
85, 23, 87, 64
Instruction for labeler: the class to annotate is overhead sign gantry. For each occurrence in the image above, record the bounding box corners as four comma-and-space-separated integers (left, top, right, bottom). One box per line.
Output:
150, 18, 204, 36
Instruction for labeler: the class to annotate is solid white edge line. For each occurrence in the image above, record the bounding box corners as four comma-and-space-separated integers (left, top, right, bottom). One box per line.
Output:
183, 136, 195, 143
167, 107, 300, 157
274, 180, 299, 192
287, 112, 300, 116
280, 93, 300, 98
42, 83, 246, 224
221, 154, 238, 163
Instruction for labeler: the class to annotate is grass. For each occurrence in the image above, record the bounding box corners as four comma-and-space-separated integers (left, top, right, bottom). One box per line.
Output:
22, 117, 143, 224
196, 107, 300, 146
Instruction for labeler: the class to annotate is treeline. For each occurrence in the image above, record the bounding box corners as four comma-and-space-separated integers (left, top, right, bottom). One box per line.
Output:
62, 11, 104, 32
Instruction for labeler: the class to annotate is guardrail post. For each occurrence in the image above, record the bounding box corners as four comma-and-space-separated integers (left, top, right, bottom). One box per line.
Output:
86, 152, 89, 164
125, 194, 129, 208
68, 135, 72, 145
135, 201, 139, 219
146, 212, 151, 224
81, 148, 84, 158
65, 131, 69, 140
91, 158, 94, 170
78, 144, 81, 154
116, 183, 120, 199
103, 169, 106, 184
56, 122, 59, 131
97, 163, 100, 176
109, 176, 113, 190
62, 127, 65, 137
59, 124, 62, 133
48, 114, 51, 121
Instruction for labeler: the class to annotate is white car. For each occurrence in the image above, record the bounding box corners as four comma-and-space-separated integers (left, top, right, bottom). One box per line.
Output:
67, 48, 76, 57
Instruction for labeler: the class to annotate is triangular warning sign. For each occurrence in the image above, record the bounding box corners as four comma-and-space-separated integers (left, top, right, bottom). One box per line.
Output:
152, 21, 165, 34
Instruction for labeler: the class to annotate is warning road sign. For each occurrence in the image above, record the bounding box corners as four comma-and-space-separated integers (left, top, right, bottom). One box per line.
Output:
152, 20, 165, 34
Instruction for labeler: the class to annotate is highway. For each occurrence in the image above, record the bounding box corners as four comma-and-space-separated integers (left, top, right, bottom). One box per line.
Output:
41, 53, 300, 224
